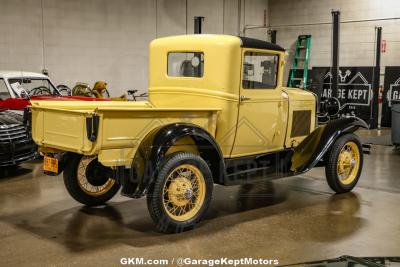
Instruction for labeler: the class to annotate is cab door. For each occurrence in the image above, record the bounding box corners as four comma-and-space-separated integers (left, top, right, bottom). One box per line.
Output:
231, 49, 288, 157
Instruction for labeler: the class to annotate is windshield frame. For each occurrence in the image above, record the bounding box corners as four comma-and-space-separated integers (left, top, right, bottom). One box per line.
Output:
0, 78, 12, 101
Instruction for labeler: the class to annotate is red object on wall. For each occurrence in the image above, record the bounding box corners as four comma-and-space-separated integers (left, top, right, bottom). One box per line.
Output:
381, 40, 387, 53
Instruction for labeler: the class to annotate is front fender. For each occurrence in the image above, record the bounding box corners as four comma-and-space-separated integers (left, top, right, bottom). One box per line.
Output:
123, 123, 224, 198
290, 117, 368, 173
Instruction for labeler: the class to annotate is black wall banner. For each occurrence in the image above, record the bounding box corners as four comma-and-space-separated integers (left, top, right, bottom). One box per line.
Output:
381, 66, 400, 127
310, 66, 375, 127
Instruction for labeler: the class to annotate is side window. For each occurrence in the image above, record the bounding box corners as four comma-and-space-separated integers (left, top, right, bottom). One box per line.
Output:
168, 52, 204, 78
0, 79, 11, 100
242, 52, 278, 89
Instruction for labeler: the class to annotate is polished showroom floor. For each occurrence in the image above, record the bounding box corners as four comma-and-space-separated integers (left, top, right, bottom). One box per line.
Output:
0, 130, 399, 266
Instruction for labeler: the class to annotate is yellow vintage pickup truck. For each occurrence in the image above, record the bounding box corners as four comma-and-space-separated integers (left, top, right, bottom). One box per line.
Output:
29, 35, 366, 233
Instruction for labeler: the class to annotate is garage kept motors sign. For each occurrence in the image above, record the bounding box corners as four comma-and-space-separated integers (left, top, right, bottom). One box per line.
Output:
311, 66, 374, 126
381, 66, 400, 127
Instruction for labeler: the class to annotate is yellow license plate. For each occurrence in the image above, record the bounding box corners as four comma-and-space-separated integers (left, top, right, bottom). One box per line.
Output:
44, 156, 58, 173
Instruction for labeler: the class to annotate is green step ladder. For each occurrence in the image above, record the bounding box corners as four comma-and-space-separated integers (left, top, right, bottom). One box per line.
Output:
288, 35, 312, 89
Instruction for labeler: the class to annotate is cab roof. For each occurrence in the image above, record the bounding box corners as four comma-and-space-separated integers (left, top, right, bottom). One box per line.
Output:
239, 36, 285, 51
151, 34, 285, 52
0, 70, 48, 79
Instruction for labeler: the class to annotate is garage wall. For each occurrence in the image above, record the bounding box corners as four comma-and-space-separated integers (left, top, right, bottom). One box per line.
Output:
0, 0, 269, 96
0, 0, 44, 72
269, 0, 400, 72
43, 0, 156, 95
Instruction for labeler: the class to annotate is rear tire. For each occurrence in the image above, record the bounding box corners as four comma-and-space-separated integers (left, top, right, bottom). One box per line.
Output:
63, 153, 120, 206
325, 133, 363, 193
147, 152, 213, 233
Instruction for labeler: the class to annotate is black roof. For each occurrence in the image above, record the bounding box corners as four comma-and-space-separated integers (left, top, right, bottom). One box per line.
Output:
239, 36, 285, 52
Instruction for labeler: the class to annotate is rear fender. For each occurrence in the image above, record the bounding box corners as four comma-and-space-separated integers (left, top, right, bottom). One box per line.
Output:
290, 117, 368, 173
122, 123, 225, 198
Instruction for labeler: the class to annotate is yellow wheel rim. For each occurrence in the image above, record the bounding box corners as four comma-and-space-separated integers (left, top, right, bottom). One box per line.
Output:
337, 141, 360, 185
77, 156, 115, 196
162, 164, 206, 222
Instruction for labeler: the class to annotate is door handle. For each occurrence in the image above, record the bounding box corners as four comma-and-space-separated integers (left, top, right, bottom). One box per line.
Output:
240, 95, 251, 101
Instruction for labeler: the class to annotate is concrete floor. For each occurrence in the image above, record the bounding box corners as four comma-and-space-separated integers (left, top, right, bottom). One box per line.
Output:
0, 130, 399, 266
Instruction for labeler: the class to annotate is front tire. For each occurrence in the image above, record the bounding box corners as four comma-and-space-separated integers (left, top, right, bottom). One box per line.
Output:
63, 153, 120, 206
325, 133, 363, 193
147, 152, 213, 233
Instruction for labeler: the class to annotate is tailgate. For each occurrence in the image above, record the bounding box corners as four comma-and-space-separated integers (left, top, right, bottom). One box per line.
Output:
30, 106, 98, 154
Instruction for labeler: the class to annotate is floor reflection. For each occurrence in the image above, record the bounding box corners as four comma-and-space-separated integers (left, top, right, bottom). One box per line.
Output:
63, 205, 132, 252
2, 143, 400, 264
307, 192, 363, 242
0, 178, 365, 252
0, 165, 32, 179
235, 182, 287, 211
206, 181, 287, 220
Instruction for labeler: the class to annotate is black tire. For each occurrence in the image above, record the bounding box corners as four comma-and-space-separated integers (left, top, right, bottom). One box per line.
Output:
63, 153, 120, 206
147, 152, 213, 233
325, 133, 363, 193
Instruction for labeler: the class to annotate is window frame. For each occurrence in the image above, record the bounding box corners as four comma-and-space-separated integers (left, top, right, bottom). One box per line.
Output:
166, 51, 205, 79
0, 78, 12, 100
241, 50, 279, 90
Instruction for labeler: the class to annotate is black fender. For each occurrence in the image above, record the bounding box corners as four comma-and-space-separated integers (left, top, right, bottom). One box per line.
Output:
122, 123, 225, 198
290, 117, 368, 173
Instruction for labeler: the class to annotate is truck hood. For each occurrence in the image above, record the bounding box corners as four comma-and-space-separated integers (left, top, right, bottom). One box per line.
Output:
282, 87, 316, 102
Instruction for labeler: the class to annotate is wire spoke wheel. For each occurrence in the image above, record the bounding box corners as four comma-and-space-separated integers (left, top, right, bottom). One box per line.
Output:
336, 141, 361, 185
147, 152, 213, 233
76, 156, 115, 196
162, 164, 206, 222
325, 134, 363, 193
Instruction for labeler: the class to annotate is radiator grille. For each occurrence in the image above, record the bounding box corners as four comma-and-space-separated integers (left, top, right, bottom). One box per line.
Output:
0, 124, 29, 144
290, 110, 311, 138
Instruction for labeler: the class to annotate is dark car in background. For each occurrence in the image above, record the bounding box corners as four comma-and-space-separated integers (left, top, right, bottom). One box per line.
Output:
0, 110, 37, 167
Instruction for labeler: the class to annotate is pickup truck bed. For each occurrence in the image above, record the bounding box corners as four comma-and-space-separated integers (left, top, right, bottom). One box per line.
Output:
30, 100, 219, 166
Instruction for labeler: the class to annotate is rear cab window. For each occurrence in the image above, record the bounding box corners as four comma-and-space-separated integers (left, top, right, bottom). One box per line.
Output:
242, 52, 279, 89
168, 52, 204, 78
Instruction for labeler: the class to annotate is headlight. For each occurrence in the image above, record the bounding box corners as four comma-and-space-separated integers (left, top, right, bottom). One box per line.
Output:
320, 98, 340, 116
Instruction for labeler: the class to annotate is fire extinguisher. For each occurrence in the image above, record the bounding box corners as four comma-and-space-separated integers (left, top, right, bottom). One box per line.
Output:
378, 85, 383, 104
